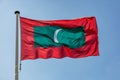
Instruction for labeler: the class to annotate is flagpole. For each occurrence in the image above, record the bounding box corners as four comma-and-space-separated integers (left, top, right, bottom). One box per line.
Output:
15, 11, 20, 80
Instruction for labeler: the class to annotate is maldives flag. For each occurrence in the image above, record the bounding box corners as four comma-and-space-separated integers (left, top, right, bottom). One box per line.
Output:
20, 16, 99, 60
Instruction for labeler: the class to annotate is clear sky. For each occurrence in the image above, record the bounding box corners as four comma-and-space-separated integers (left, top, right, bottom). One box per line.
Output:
0, 0, 120, 80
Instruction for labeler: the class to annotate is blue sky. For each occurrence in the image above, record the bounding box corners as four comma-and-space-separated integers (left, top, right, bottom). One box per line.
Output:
0, 0, 120, 80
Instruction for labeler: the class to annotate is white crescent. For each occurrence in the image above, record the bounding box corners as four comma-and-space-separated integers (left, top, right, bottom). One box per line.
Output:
54, 29, 62, 43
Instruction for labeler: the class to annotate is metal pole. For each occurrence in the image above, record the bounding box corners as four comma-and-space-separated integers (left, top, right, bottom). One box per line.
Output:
15, 11, 20, 80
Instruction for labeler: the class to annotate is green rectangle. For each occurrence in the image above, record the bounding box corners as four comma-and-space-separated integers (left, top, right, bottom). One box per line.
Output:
34, 26, 85, 48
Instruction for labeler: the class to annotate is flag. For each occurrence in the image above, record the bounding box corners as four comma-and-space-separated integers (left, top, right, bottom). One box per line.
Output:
20, 16, 99, 60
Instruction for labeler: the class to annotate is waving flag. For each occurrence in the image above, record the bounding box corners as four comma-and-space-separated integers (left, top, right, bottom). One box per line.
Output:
20, 16, 99, 60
